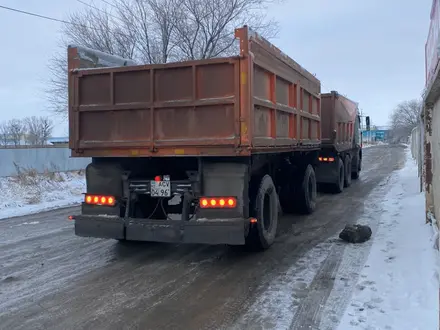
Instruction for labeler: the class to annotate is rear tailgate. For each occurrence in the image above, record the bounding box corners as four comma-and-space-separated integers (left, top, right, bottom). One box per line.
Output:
68, 51, 240, 157
320, 91, 358, 151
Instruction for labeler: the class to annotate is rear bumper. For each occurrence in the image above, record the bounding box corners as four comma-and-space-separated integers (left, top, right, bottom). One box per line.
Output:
73, 215, 247, 245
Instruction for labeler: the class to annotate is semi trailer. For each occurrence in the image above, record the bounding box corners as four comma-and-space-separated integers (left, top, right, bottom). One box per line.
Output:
315, 92, 362, 193
67, 26, 362, 250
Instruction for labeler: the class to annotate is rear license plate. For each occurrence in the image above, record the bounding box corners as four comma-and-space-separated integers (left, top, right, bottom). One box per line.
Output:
150, 181, 171, 197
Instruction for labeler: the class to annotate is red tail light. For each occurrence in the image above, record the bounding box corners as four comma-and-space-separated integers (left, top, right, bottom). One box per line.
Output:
85, 194, 116, 206
199, 197, 237, 209
319, 157, 335, 162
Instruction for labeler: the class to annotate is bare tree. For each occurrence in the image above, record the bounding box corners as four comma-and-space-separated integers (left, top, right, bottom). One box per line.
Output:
24, 116, 54, 145
38, 117, 54, 145
7, 119, 25, 146
46, 53, 69, 118
172, 0, 278, 60
0, 122, 10, 147
46, 0, 280, 116
389, 99, 422, 142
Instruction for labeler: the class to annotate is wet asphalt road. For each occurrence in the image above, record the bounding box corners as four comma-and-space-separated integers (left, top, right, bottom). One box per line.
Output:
0, 145, 406, 330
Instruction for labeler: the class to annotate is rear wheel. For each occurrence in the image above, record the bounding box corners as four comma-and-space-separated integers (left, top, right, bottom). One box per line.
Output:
246, 175, 278, 251
352, 151, 361, 180
333, 158, 344, 194
296, 165, 317, 214
279, 164, 316, 214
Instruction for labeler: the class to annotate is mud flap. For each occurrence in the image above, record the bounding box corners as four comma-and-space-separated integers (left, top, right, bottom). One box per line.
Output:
184, 219, 245, 245
315, 161, 339, 184
75, 216, 125, 239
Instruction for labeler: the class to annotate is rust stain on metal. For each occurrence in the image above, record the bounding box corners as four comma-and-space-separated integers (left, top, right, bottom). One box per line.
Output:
424, 106, 433, 189
425, 141, 433, 186
425, 105, 433, 135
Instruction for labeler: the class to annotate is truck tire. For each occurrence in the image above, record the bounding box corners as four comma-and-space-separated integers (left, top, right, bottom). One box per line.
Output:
351, 151, 361, 180
246, 175, 278, 250
344, 155, 352, 188
333, 158, 344, 193
297, 165, 317, 214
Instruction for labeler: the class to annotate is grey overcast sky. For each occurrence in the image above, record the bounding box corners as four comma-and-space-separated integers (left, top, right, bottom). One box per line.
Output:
0, 0, 432, 136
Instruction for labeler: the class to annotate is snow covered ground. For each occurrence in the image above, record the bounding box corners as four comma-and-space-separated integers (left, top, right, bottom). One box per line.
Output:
1, 147, 438, 329
363, 141, 388, 148
337, 149, 439, 330
234, 147, 439, 330
0, 171, 85, 219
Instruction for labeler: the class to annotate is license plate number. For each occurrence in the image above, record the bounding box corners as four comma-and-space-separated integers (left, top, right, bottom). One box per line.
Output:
150, 181, 171, 197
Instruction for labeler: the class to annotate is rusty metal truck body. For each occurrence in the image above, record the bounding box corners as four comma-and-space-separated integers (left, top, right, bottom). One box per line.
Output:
68, 28, 321, 158
315, 91, 362, 192
68, 26, 356, 250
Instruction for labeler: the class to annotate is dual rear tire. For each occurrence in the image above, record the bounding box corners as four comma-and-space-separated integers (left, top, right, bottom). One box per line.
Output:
245, 175, 278, 250
334, 155, 355, 193
246, 165, 317, 250
351, 152, 361, 180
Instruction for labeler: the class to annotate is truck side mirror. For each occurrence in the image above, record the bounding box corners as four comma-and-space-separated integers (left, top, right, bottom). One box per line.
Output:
332, 130, 337, 141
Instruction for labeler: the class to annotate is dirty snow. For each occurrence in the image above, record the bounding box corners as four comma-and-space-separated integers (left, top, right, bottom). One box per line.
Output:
337, 149, 439, 330
235, 147, 439, 330
0, 171, 85, 220
362, 141, 388, 148
232, 240, 335, 329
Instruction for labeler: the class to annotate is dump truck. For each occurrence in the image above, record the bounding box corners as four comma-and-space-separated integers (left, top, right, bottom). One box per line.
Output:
315, 92, 362, 192
68, 26, 361, 250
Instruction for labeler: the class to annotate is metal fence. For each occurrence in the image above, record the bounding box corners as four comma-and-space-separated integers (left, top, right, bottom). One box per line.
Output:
0, 147, 91, 177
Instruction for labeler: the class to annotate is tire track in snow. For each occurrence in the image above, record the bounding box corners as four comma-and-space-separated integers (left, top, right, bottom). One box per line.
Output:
290, 171, 399, 329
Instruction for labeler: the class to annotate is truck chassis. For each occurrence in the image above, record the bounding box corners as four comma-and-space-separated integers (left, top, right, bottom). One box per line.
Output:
73, 151, 318, 250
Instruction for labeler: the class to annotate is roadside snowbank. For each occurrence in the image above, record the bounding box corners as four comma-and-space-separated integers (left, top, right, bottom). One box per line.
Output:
363, 141, 388, 148
0, 171, 85, 219
337, 149, 439, 330
234, 147, 438, 330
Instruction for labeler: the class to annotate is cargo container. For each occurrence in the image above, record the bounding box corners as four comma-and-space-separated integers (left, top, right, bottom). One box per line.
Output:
315, 91, 362, 192
67, 26, 360, 250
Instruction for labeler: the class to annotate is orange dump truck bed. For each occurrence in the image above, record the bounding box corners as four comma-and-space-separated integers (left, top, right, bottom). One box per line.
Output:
320, 91, 359, 152
68, 26, 321, 158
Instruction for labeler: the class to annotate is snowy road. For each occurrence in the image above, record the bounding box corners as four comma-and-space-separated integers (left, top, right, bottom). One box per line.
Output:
0, 145, 411, 330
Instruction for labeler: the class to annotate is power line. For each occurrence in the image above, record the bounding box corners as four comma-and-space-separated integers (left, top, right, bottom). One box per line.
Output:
0, 4, 123, 36
0, 4, 73, 25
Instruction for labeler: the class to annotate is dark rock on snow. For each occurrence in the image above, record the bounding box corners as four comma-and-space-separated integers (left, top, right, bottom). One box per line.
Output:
339, 224, 372, 243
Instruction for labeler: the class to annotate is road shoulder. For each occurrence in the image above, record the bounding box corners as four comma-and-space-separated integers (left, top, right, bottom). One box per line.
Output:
335, 149, 439, 330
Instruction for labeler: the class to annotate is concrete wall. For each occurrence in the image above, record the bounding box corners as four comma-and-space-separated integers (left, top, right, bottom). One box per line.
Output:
0, 147, 91, 177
